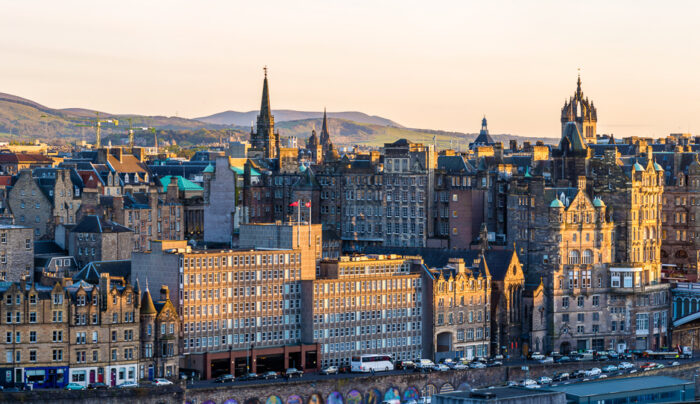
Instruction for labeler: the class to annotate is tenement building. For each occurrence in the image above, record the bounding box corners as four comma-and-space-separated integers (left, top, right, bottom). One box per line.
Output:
424, 257, 491, 360
301, 255, 424, 368
132, 240, 318, 379
0, 224, 34, 282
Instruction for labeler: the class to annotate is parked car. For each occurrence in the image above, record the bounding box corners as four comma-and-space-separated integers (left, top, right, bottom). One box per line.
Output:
285, 368, 303, 378
506, 381, 519, 387
572, 369, 587, 378
117, 381, 139, 388
555, 356, 571, 363
537, 376, 552, 385
239, 373, 259, 381
262, 371, 279, 380
669, 361, 680, 367
493, 355, 504, 360
469, 362, 486, 369
396, 360, 416, 370
153, 378, 173, 386
618, 362, 635, 370
65, 383, 86, 391
433, 364, 450, 372
214, 374, 235, 383
88, 382, 108, 390
530, 353, 545, 361
521, 379, 538, 387
320, 366, 338, 375
553, 372, 569, 382
415, 359, 435, 371
452, 363, 468, 370
596, 374, 608, 379
640, 362, 658, 370
539, 356, 554, 364
597, 354, 610, 362
585, 368, 602, 377
486, 360, 502, 367
602, 365, 618, 373
607, 351, 619, 359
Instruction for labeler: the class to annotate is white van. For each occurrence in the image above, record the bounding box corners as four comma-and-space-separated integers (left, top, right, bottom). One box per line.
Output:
416, 359, 435, 370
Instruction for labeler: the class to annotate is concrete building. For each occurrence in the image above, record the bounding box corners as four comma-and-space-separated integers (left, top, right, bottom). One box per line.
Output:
301, 255, 424, 368
131, 240, 318, 379
433, 387, 565, 404
0, 224, 34, 282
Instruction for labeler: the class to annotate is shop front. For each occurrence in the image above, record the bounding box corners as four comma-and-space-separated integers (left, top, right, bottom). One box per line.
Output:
24, 366, 69, 389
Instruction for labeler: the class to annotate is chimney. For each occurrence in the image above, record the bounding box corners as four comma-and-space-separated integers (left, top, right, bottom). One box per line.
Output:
448, 257, 466, 274
99, 273, 110, 310
160, 285, 170, 301
577, 176, 587, 191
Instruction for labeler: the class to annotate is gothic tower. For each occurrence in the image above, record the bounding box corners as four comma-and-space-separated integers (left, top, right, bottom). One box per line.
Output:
250, 68, 279, 159
561, 74, 597, 144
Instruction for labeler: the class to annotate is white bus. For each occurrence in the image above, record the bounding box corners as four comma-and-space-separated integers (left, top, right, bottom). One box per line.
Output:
351, 355, 394, 373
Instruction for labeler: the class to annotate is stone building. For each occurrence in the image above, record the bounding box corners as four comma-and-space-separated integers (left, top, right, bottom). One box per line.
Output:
0, 275, 141, 389
0, 153, 54, 176
383, 139, 436, 247
139, 284, 179, 380
561, 75, 597, 144
424, 257, 491, 360
203, 156, 237, 244
340, 160, 385, 251
0, 224, 34, 282
301, 255, 424, 368
7, 168, 82, 239
68, 215, 134, 267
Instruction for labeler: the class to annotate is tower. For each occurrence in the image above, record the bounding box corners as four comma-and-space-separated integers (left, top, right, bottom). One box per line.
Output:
250, 67, 279, 159
561, 74, 597, 144
319, 108, 332, 151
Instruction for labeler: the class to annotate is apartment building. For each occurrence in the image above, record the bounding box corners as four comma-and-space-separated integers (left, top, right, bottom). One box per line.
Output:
301, 255, 424, 368
0, 224, 34, 282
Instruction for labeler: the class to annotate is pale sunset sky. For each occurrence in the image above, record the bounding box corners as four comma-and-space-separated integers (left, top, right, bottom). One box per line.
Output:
1, 0, 699, 139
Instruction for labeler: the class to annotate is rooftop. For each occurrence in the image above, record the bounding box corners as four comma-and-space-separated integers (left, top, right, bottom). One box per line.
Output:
439, 386, 562, 400
546, 375, 693, 398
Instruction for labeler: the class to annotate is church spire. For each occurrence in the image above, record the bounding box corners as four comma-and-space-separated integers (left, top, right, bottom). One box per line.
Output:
319, 107, 332, 150
251, 66, 278, 158
260, 66, 272, 125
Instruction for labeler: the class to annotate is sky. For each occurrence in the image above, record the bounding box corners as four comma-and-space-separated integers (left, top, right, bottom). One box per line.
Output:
1, 0, 699, 139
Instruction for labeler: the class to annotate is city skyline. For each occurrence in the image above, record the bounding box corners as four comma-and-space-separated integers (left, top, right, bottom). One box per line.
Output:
1, 1, 699, 139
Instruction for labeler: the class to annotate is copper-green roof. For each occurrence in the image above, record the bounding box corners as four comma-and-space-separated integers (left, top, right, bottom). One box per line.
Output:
159, 175, 203, 192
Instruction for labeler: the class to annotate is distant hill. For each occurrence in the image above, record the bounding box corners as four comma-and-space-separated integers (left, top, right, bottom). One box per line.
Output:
0, 91, 556, 148
196, 109, 402, 127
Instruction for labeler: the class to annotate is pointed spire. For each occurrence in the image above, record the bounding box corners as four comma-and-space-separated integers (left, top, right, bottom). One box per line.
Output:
479, 222, 489, 252
320, 107, 331, 148
140, 287, 157, 315
576, 69, 582, 96
260, 69, 272, 122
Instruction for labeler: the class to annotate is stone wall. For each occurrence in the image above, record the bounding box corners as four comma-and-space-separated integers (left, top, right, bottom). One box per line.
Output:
2, 362, 698, 404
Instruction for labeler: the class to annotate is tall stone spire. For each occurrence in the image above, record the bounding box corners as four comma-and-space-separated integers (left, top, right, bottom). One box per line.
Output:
250, 66, 279, 159
319, 108, 331, 148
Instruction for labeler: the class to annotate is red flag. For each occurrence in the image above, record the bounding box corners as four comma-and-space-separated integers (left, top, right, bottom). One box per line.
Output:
305, 201, 311, 208
289, 201, 299, 207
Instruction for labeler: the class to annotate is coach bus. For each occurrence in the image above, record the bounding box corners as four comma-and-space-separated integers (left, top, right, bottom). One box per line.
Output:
350, 355, 394, 372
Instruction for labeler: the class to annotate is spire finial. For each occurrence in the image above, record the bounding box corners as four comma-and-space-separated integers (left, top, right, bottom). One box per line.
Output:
263, 65, 268, 78
576, 68, 582, 93
145, 278, 149, 292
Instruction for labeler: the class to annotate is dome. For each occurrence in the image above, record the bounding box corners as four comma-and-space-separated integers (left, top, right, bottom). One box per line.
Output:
592, 197, 605, 207
550, 198, 565, 208
633, 162, 644, 172
653, 162, 663, 171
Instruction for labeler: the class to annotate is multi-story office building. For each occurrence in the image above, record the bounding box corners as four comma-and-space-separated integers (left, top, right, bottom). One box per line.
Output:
301, 255, 424, 368
132, 239, 318, 379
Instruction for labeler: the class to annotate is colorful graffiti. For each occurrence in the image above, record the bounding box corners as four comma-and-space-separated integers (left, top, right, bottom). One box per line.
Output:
422, 384, 437, 397
327, 391, 343, 404
346, 389, 363, 404
308, 393, 324, 404
439, 383, 454, 393
267, 396, 283, 404
403, 387, 420, 401
245, 399, 262, 404
365, 389, 382, 404
383, 387, 400, 401
287, 395, 303, 404
223, 400, 239, 404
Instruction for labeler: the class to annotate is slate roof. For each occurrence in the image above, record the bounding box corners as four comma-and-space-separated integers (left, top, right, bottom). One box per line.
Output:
359, 247, 516, 281
34, 240, 67, 255
71, 215, 132, 233
0, 153, 53, 164
73, 260, 132, 284
546, 375, 692, 398
437, 155, 473, 173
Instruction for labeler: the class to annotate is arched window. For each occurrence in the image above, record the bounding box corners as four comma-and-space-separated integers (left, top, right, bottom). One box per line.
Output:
568, 250, 580, 265
582, 250, 594, 264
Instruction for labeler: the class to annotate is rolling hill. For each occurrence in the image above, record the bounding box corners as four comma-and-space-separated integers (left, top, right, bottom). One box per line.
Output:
196, 109, 401, 127
0, 91, 556, 148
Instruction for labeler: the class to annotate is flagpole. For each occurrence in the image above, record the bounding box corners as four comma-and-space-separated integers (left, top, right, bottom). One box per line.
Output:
308, 200, 311, 247
297, 199, 300, 248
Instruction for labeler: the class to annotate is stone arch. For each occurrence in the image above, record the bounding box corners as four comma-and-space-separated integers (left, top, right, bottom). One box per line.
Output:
383, 387, 400, 401
365, 389, 382, 404
422, 384, 438, 398
661, 249, 669, 258
440, 383, 455, 393
327, 391, 343, 404
345, 390, 362, 404
560, 341, 572, 354
308, 394, 324, 404
675, 250, 688, 259
267, 396, 283, 404
403, 387, 420, 401
457, 381, 472, 392
286, 396, 303, 404
245, 400, 261, 404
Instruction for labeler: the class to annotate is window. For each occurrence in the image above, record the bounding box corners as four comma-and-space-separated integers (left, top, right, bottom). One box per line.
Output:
636, 313, 649, 332
592, 296, 599, 307
562, 297, 569, 308
577, 296, 584, 308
